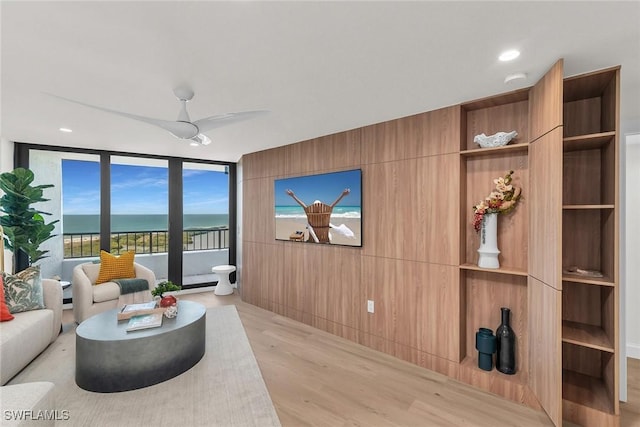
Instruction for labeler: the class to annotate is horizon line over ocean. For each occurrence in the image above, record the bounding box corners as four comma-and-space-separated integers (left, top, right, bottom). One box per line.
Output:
275, 205, 361, 219
63, 214, 229, 234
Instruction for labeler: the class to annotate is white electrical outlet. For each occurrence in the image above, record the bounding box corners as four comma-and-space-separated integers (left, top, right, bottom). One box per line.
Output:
367, 300, 374, 313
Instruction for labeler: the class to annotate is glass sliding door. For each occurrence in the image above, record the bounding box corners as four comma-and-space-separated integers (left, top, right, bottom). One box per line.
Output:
110, 156, 169, 282
182, 162, 230, 287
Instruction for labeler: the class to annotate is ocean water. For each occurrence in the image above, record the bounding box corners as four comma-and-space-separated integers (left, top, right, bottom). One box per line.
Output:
63, 214, 229, 233
275, 205, 361, 220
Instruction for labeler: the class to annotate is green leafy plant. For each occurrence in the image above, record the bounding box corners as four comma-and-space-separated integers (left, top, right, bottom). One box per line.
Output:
0, 168, 58, 271
151, 280, 182, 298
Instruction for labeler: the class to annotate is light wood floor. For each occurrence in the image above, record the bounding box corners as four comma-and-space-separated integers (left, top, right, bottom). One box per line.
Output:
62, 291, 640, 426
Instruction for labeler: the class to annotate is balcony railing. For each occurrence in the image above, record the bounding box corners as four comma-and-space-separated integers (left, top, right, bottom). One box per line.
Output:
63, 228, 230, 258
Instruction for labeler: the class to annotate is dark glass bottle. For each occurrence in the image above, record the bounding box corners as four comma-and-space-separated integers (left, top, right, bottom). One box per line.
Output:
496, 307, 516, 375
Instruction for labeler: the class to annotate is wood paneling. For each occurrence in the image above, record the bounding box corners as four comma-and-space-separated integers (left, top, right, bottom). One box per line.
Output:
361, 161, 405, 259
528, 276, 562, 426
242, 177, 275, 244
529, 127, 563, 289
362, 106, 460, 164
363, 155, 459, 263
361, 256, 459, 362
404, 106, 461, 158
529, 59, 563, 141
242, 146, 288, 180
407, 154, 459, 264
286, 129, 361, 175
361, 119, 404, 164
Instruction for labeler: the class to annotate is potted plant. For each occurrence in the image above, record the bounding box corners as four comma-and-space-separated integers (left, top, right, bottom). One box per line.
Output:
0, 168, 58, 273
151, 280, 181, 307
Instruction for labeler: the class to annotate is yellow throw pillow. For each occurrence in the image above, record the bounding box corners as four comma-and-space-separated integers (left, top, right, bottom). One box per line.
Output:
95, 251, 136, 284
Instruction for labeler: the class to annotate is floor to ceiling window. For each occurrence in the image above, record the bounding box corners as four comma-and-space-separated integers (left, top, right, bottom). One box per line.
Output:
16, 143, 234, 294
182, 162, 230, 286
110, 156, 169, 281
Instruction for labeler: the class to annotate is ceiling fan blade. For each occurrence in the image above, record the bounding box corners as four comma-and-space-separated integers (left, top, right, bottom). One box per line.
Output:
193, 110, 268, 133
190, 134, 211, 146
47, 93, 199, 139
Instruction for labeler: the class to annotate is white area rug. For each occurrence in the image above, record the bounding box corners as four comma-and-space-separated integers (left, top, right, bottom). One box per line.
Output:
8, 305, 281, 427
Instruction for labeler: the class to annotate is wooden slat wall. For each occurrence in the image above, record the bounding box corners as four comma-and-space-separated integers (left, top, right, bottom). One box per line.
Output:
241, 106, 462, 379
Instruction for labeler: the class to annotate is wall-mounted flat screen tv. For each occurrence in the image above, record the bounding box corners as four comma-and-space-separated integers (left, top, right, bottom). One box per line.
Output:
274, 169, 362, 247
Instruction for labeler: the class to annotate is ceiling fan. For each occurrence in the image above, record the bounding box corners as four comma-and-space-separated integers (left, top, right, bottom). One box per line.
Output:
50, 88, 267, 146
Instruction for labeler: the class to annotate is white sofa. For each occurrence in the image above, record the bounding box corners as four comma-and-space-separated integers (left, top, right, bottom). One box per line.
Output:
0, 382, 56, 426
0, 278, 62, 385
72, 262, 157, 323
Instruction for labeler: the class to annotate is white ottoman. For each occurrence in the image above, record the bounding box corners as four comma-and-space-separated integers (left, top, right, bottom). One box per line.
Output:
212, 264, 236, 296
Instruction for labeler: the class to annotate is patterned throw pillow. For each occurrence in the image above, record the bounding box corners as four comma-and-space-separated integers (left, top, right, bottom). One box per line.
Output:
1, 266, 45, 314
1, 275, 15, 321
95, 251, 136, 284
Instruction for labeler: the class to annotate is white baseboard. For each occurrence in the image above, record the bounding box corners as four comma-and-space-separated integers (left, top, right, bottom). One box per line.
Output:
627, 343, 640, 360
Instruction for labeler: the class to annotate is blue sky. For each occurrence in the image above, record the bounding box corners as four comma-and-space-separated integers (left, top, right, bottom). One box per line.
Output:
62, 160, 229, 215
274, 169, 361, 206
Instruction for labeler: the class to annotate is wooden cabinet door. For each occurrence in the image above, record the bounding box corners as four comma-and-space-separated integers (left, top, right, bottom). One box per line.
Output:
528, 59, 564, 426
529, 59, 563, 142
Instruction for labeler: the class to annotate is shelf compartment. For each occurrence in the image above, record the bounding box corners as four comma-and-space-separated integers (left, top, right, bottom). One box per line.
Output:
562, 209, 615, 280
562, 367, 614, 415
562, 282, 615, 351
461, 92, 529, 151
563, 131, 615, 152
562, 320, 613, 353
460, 263, 527, 277
462, 270, 528, 385
563, 67, 618, 138
463, 153, 528, 271
563, 143, 615, 206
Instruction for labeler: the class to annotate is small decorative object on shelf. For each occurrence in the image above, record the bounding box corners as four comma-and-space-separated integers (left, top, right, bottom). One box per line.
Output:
472, 170, 522, 269
475, 327, 497, 371
562, 266, 604, 278
496, 307, 516, 375
473, 130, 518, 148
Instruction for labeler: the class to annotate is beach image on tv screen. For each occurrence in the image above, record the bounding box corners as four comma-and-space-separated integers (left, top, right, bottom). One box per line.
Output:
274, 169, 362, 247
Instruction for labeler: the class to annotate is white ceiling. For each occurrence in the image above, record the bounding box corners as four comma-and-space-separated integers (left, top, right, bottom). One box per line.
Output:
2, 1, 639, 163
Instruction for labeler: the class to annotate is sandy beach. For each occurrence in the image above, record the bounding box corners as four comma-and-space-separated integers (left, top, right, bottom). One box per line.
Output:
275, 217, 361, 246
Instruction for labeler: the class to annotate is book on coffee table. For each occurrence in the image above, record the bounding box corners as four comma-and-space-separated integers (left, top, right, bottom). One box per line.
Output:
118, 301, 164, 320
126, 312, 163, 332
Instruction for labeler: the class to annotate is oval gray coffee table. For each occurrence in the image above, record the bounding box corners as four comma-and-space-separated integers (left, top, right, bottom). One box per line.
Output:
76, 300, 206, 393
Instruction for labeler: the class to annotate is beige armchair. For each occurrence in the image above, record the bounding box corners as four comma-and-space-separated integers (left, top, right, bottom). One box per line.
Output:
72, 262, 157, 323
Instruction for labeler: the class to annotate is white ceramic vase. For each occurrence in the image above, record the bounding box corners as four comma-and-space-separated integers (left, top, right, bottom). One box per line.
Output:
477, 212, 500, 269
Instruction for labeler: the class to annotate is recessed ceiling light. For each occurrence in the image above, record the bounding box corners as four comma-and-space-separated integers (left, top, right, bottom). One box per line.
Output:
504, 73, 527, 84
59, 127, 73, 133
499, 50, 520, 62
190, 142, 199, 147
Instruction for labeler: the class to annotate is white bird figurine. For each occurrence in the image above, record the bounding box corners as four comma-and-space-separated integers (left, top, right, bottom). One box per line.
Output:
474, 130, 518, 148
